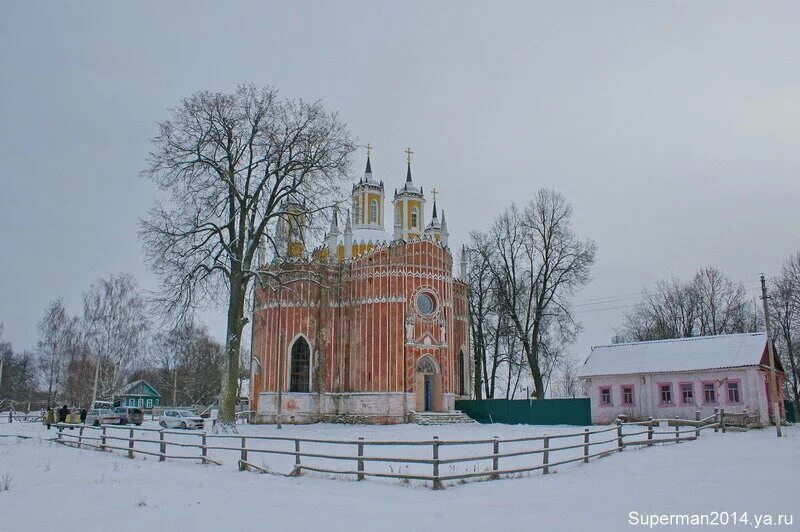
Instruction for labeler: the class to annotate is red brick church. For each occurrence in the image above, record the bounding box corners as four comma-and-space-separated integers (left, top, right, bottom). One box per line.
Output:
249, 150, 471, 423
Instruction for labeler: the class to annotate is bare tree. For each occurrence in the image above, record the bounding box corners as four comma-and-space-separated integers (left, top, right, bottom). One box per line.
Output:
140, 84, 354, 425
771, 252, 800, 419
82, 274, 149, 405
35, 299, 76, 406
0, 326, 38, 407
486, 190, 596, 399
693, 267, 753, 335
550, 354, 583, 398
615, 267, 758, 342
152, 322, 224, 407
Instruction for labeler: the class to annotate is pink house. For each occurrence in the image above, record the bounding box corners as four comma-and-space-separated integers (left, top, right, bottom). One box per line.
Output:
579, 332, 785, 426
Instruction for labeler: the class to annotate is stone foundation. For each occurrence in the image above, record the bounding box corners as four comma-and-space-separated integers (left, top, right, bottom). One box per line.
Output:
254, 391, 459, 424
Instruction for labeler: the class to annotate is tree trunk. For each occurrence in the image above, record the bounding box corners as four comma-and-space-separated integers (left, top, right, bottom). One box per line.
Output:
219, 277, 246, 425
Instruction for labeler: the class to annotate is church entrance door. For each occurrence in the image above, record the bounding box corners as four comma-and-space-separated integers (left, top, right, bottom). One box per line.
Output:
424, 375, 433, 411
415, 355, 442, 412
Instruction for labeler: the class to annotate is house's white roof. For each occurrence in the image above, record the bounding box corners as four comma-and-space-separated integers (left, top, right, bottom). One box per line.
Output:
578, 332, 767, 378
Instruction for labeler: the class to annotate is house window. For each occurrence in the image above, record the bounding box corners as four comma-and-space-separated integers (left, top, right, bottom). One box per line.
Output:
128, 398, 135, 407
145, 399, 152, 408
599, 386, 612, 406
411, 207, 419, 229
659, 383, 673, 405
727, 381, 741, 403
703, 382, 717, 404
289, 336, 311, 392
369, 200, 378, 223
137, 398, 144, 407
680, 383, 694, 405
621, 385, 634, 406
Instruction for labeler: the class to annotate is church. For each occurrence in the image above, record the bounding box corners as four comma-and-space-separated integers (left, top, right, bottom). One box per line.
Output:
249, 149, 471, 423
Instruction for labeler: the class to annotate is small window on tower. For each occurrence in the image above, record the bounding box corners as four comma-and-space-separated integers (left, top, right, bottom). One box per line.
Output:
369, 200, 378, 223
411, 207, 419, 229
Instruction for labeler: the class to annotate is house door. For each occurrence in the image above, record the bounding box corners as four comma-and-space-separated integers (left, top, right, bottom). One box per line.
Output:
424, 375, 434, 412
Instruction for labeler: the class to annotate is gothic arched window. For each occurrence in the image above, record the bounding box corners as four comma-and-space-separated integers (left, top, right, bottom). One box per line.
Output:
457, 350, 465, 395
369, 199, 378, 223
411, 207, 419, 229
289, 336, 311, 392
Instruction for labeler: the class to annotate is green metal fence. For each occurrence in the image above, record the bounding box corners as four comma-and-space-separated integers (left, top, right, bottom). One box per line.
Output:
455, 398, 591, 426
785, 400, 797, 423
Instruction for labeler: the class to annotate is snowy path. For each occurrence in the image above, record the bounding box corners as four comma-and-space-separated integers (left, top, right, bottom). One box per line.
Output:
0, 422, 797, 531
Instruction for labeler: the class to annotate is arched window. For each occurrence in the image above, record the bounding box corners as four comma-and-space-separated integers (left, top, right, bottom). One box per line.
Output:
457, 350, 465, 395
369, 199, 378, 223
411, 207, 419, 229
289, 336, 311, 392
352, 200, 360, 223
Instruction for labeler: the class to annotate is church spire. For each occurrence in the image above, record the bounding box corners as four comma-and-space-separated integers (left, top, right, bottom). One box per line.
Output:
404, 147, 413, 182
364, 143, 373, 176
431, 188, 438, 220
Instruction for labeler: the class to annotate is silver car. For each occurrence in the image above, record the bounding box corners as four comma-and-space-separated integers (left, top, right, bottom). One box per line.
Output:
85, 408, 121, 426
159, 409, 204, 429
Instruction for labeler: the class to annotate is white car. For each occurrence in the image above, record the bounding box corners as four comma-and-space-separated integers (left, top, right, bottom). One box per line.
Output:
85, 408, 121, 426
159, 409, 204, 430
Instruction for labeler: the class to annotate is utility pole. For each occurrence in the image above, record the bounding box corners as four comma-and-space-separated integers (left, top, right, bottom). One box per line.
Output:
760, 274, 782, 437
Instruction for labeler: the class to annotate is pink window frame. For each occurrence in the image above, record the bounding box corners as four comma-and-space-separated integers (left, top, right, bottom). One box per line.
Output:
678, 381, 695, 405
599, 386, 613, 407
725, 379, 742, 404
620, 384, 635, 406
657, 382, 674, 406
701, 380, 718, 405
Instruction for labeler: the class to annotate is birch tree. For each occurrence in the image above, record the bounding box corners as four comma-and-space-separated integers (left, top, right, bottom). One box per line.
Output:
82, 274, 149, 404
35, 299, 76, 406
140, 84, 354, 425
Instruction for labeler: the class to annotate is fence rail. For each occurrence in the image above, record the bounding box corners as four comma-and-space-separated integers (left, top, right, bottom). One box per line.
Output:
48, 408, 727, 490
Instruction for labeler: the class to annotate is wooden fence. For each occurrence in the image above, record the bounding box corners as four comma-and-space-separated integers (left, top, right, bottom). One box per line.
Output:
50, 409, 725, 490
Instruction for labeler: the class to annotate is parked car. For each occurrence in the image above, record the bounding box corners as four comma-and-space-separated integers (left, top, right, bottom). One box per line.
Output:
113, 406, 144, 426
84, 408, 121, 426
159, 409, 204, 429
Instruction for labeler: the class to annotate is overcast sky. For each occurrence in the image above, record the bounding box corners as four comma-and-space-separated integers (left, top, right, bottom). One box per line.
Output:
2, 1, 799, 362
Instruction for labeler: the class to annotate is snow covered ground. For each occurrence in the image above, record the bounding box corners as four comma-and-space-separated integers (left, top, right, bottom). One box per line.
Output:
0, 421, 797, 531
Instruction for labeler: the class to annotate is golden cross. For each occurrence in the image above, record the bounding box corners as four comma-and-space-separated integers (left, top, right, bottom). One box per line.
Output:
365, 143, 373, 157
431, 188, 438, 202
404, 147, 414, 164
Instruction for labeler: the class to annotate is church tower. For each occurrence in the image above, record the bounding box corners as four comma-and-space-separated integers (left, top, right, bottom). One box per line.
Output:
278, 193, 307, 258
393, 148, 426, 241
351, 145, 385, 230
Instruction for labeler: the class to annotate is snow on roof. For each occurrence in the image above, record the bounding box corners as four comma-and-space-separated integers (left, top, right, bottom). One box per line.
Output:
578, 332, 768, 378
342, 226, 393, 244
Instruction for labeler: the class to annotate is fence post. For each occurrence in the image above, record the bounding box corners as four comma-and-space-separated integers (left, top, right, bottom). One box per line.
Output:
675, 416, 680, 442
647, 418, 654, 446
720, 407, 726, 433
78, 425, 84, 447
201, 433, 207, 464
432, 436, 442, 490
100, 426, 107, 451
616, 419, 623, 451
491, 436, 500, 479
583, 428, 590, 463
695, 410, 701, 438
357, 437, 365, 481
714, 408, 719, 433
290, 439, 302, 476
542, 436, 550, 474
128, 428, 134, 459
159, 429, 166, 461
57, 424, 63, 442
239, 436, 247, 471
